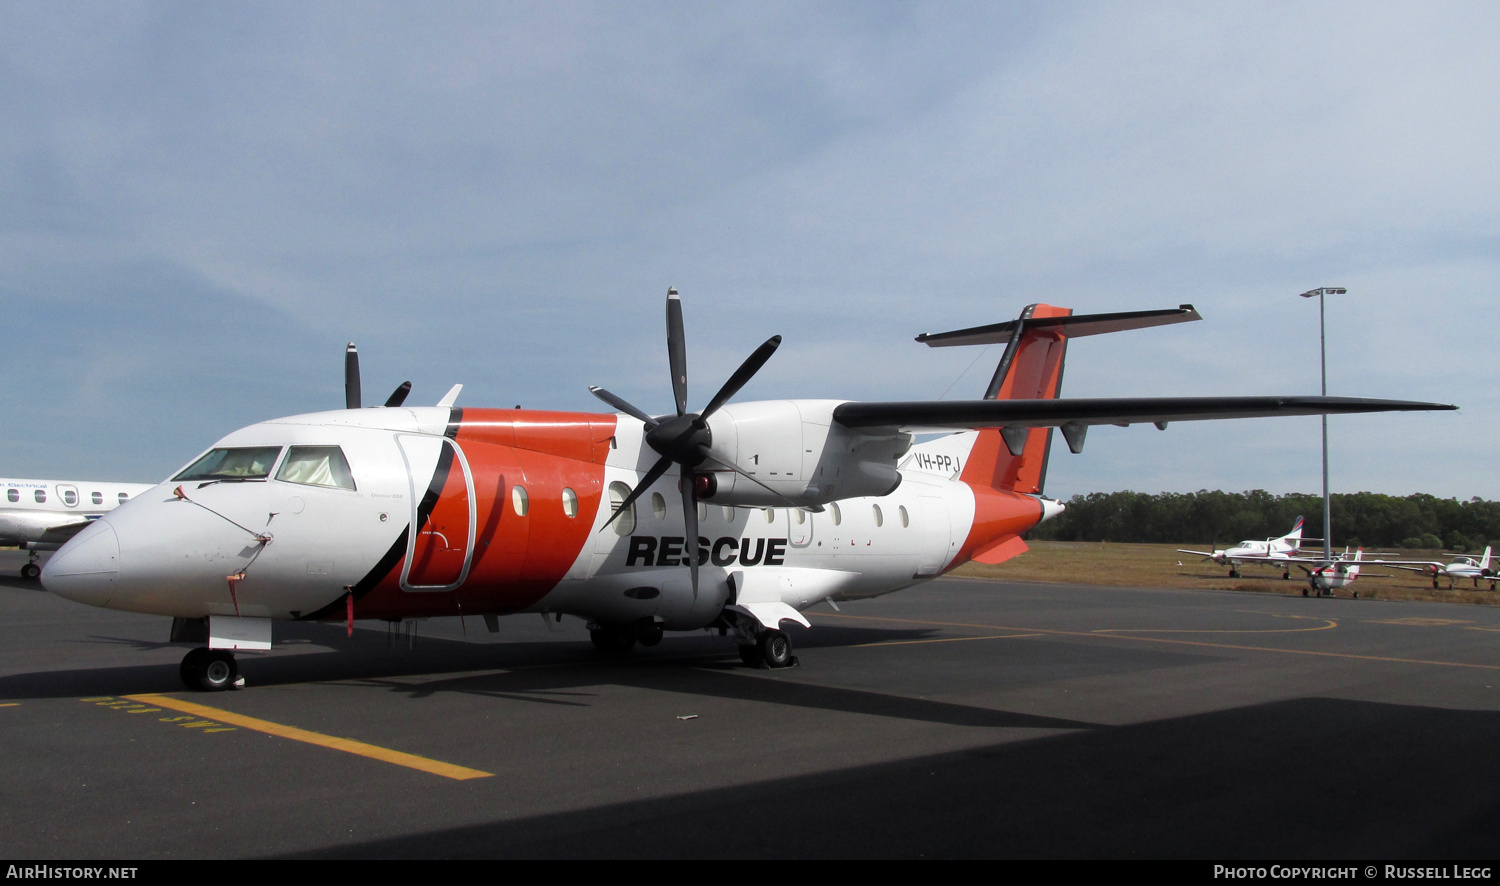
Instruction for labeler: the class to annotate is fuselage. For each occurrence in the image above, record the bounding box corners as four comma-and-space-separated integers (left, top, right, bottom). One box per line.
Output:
0, 477, 155, 548
42, 404, 1055, 633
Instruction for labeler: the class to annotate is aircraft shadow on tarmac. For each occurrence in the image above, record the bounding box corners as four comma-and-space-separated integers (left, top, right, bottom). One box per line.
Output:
275, 695, 1500, 860
0, 620, 1115, 731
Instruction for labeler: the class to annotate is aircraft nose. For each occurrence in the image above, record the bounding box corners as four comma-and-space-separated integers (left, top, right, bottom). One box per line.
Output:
41, 520, 120, 608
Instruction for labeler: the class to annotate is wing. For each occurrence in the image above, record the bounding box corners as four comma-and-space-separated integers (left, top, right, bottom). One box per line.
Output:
832, 396, 1456, 452
833, 396, 1455, 433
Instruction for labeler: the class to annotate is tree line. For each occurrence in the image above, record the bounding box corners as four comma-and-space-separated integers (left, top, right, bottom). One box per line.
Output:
1027, 490, 1500, 552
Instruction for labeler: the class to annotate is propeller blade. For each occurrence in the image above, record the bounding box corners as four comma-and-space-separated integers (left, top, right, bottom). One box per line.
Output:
681, 462, 699, 599
384, 382, 412, 408
666, 288, 688, 416
344, 343, 362, 409
701, 335, 782, 419
600, 455, 674, 532
589, 386, 660, 428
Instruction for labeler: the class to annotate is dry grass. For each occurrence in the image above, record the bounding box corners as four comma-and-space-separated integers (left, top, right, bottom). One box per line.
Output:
954, 540, 1500, 606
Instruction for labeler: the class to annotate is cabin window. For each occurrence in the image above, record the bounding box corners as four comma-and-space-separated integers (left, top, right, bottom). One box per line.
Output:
722, 506, 736, 523
276, 446, 356, 490
173, 446, 282, 482
117, 492, 129, 504
34, 490, 46, 503
899, 505, 910, 528
61, 489, 77, 506
873, 504, 884, 527
607, 482, 634, 535
763, 508, 775, 524
829, 503, 841, 526
562, 487, 579, 518
91, 492, 104, 505
7, 489, 18, 503
512, 486, 529, 517
697, 502, 708, 522
651, 492, 667, 520
793, 509, 806, 525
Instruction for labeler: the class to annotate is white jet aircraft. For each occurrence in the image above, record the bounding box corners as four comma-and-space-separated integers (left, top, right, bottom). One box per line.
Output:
1178, 516, 1314, 579
40, 294, 1455, 690
1, 478, 155, 579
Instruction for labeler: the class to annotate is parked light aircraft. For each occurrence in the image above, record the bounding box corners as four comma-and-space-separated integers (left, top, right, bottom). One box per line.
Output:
1178, 516, 1314, 579
41, 294, 1455, 690
1385, 547, 1495, 589
1, 478, 155, 579
1301, 548, 1363, 596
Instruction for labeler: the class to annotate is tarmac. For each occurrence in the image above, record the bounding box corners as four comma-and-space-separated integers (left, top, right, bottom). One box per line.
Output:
3, 548, 1498, 859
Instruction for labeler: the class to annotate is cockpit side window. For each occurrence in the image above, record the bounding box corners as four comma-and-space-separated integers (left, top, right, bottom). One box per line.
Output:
173, 447, 283, 482
275, 446, 356, 491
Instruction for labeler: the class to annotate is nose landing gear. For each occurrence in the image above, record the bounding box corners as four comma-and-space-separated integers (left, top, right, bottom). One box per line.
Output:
179, 648, 244, 691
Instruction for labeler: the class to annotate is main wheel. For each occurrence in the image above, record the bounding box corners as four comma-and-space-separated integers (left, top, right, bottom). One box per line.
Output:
1229, 568, 1240, 579
590, 625, 636, 654
758, 630, 794, 668
20, 563, 40, 580
637, 622, 664, 647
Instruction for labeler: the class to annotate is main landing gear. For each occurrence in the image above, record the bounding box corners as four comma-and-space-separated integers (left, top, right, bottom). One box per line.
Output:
737, 629, 796, 669
179, 648, 244, 692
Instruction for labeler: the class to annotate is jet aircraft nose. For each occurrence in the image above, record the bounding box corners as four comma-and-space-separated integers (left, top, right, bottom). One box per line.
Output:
42, 520, 121, 608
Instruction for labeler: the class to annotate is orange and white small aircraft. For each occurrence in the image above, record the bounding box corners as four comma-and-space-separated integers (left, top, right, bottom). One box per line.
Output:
41, 293, 1454, 690
1, 478, 154, 579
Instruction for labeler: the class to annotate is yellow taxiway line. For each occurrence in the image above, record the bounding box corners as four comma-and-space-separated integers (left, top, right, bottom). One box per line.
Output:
124, 694, 492, 780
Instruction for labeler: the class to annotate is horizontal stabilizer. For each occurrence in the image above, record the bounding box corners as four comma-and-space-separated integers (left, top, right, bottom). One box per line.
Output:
833, 395, 1456, 433
916, 305, 1200, 348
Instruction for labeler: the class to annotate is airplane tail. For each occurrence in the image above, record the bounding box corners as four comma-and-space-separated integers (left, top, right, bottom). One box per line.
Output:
1278, 516, 1306, 547
1347, 547, 1363, 580
1480, 546, 1492, 571
917, 303, 1199, 494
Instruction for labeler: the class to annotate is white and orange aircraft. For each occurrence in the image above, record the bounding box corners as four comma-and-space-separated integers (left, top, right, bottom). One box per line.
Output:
40, 294, 1454, 690
1, 478, 154, 579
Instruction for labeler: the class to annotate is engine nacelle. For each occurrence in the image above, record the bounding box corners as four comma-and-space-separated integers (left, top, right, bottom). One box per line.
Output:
700, 400, 910, 507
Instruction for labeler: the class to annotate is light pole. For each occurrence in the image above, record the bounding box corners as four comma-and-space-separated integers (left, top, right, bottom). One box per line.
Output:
1299, 287, 1346, 564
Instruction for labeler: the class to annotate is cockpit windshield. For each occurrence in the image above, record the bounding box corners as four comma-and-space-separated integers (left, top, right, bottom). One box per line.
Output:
173, 447, 283, 482
275, 445, 356, 490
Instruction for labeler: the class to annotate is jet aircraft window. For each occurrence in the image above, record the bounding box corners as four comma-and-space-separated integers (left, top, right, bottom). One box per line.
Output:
512, 486, 530, 517
91, 492, 104, 505
6, 489, 17, 503
275, 446, 356, 490
173, 446, 283, 482
873, 504, 884, 527
608, 482, 634, 536
829, 503, 841, 526
34, 490, 45, 503
61, 489, 77, 506
117, 492, 129, 503
722, 506, 736, 523
793, 509, 806, 525
763, 508, 775, 523
562, 487, 578, 518
697, 502, 708, 522
899, 506, 910, 528
651, 493, 666, 520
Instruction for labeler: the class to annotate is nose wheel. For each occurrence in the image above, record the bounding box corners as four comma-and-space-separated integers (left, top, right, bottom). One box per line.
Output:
20, 562, 40, 581
179, 648, 243, 691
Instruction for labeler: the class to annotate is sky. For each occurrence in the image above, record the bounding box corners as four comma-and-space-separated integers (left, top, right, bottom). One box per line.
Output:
1, 1, 1495, 501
